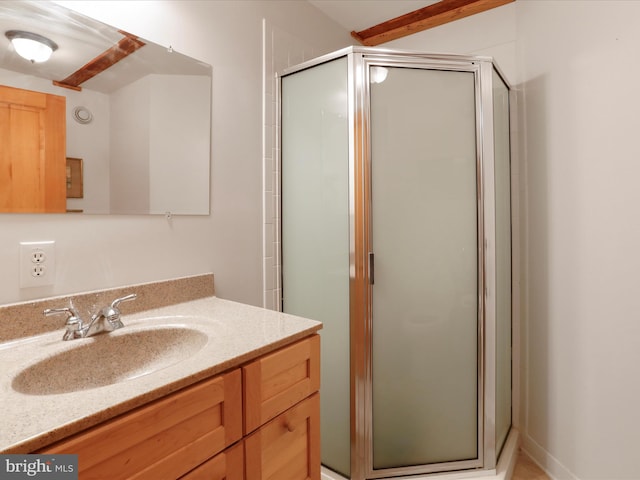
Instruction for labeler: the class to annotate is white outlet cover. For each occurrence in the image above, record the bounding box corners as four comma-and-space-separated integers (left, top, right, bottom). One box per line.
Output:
20, 241, 56, 288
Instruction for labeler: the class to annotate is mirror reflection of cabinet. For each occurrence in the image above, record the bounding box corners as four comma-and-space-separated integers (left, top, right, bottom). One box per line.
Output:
0, 84, 66, 213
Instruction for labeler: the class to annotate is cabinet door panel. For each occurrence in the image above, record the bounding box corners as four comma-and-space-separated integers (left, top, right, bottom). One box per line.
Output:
0, 85, 66, 212
245, 393, 320, 480
42, 369, 242, 479
244, 335, 320, 434
180, 441, 244, 480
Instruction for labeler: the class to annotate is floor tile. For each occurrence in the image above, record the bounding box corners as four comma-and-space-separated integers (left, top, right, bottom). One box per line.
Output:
512, 451, 550, 480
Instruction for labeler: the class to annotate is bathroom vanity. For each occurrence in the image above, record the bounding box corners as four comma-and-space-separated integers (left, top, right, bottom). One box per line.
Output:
0, 275, 321, 479
42, 335, 320, 479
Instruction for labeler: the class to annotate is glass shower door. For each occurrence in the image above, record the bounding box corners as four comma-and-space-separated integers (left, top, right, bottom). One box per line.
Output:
281, 56, 351, 478
369, 65, 480, 473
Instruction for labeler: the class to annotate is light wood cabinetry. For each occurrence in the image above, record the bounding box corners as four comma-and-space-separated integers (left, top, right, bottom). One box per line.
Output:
243, 335, 320, 480
180, 442, 244, 480
40, 334, 320, 480
245, 393, 320, 480
243, 334, 321, 480
43, 369, 242, 479
0, 85, 66, 213
244, 334, 320, 434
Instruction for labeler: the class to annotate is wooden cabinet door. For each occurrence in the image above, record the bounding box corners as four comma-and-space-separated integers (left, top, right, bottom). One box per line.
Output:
0, 84, 66, 212
243, 335, 320, 434
245, 393, 320, 480
42, 370, 242, 480
180, 441, 244, 480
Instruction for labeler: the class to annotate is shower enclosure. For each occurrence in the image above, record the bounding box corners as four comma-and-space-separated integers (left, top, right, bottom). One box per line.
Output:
280, 47, 513, 479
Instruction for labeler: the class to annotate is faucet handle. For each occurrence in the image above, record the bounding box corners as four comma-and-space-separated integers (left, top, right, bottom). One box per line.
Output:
102, 293, 137, 329
43, 306, 81, 321
110, 293, 137, 309
43, 306, 83, 340
61, 317, 82, 340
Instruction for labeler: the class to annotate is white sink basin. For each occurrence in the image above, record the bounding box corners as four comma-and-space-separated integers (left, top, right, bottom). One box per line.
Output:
12, 326, 208, 395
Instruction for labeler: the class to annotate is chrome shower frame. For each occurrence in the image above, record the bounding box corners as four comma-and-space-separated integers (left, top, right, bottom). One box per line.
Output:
280, 46, 513, 480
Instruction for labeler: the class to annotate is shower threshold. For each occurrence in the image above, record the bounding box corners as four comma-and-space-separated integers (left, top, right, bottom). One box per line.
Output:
321, 430, 519, 480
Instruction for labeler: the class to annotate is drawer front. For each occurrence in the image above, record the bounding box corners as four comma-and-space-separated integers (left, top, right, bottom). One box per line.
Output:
42, 369, 242, 480
243, 335, 320, 434
245, 393, 320, 480
180, 442, 244, 480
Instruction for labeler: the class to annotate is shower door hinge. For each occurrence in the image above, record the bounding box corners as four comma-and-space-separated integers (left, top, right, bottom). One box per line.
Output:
368, 252, 375, 285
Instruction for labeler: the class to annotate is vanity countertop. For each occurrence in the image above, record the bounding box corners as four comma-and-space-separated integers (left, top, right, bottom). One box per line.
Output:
0, 296, 321, 453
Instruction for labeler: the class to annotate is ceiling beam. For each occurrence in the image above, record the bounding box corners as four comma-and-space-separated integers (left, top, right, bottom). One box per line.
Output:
351, 0, 514, 46
54, 31, 145, 91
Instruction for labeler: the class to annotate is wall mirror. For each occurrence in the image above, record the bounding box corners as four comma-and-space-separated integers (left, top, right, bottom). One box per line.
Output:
0, 0, 211, 215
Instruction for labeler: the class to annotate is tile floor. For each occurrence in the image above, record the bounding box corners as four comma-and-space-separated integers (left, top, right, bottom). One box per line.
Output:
512, 451, 550, 480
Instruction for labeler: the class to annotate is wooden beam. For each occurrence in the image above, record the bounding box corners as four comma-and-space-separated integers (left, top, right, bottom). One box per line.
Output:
351, 0, 514, 46
54, 31, 145, 90
52, 81, 81, 91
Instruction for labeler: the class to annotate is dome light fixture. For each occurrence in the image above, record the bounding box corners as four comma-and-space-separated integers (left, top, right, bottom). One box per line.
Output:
370, 66, 389, 84
5, 30, 58, 63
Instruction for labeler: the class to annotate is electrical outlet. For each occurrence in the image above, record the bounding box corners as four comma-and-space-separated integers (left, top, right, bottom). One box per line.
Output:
20, 241, 56, 288
32, 251, 46, 263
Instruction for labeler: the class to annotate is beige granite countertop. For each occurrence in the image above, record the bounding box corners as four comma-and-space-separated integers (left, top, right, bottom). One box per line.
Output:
0, 296, 321, 453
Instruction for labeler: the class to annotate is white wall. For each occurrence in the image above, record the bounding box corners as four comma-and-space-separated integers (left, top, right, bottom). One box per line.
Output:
110, 75, 151, 214
516, 1, 640, 479
65, 89, 111, 214
109, 73, 210, 215
0, 0, 351, 306
149, 74, 210, 215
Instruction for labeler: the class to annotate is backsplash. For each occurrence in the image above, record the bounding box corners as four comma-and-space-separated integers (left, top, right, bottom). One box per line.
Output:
0, 273, 214, 343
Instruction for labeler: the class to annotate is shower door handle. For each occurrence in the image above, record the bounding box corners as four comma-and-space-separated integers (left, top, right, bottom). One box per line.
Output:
369, 252, 374, 285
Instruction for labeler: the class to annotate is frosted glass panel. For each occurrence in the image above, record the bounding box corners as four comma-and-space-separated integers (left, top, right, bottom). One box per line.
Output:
281, 57, 351, 477
370, 67, 478, 469
494, 70, 512, 454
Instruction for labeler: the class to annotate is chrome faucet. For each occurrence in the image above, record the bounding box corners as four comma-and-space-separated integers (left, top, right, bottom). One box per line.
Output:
44, 293, 137, 341
43, 305, 84, 341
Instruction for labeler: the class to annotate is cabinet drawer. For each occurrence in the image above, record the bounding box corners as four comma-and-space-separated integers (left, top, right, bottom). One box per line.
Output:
245, 393, 320, 480
180, 441, 244, 480
243, 335, 320, 434
42, 369, 242, 480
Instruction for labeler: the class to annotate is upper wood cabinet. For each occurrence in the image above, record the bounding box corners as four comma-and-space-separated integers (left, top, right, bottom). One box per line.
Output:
0, 85, 66, 213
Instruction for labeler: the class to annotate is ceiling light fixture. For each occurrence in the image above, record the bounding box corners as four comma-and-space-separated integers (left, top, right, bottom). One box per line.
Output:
370, 66, 388, 84
5, 30, 58, 63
